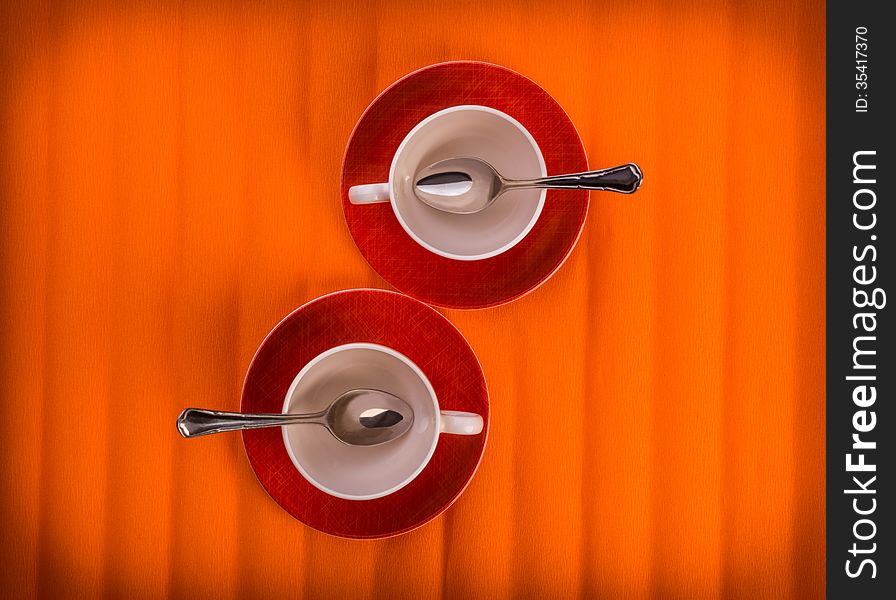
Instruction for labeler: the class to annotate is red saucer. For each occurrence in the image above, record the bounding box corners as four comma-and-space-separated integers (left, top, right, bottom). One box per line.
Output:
341, 61, 589, 310
241, 289, 489, 538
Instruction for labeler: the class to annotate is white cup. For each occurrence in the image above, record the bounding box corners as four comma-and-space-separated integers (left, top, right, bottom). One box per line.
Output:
348, 105, 547, 261
281, 343, 484, 500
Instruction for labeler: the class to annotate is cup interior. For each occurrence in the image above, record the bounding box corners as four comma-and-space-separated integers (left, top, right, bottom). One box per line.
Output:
391, 105, 546, 260
282, 343, 439, 500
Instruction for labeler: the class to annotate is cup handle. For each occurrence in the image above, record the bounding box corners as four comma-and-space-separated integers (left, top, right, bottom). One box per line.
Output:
348, 183, 390, 204
439, 410, 484, 435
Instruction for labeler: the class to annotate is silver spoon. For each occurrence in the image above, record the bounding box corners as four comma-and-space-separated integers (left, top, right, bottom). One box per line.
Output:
175, 388, 414, 446
414, 157, 643, 214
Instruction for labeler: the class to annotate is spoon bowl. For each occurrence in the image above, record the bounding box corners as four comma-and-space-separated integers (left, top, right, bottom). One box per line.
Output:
176, 388, 414, 446
324, 389, 416, 446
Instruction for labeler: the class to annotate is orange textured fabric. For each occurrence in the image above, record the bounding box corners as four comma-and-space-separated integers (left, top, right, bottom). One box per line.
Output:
0, 1, 825, 598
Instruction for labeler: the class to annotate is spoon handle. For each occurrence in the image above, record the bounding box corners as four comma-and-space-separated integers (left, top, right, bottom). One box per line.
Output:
506, 163, 643, 194
176, 408, 326, 438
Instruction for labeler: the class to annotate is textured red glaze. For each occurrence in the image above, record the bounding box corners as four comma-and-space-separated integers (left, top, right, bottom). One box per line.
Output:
341, 61, 589, 309
240, 289, 489, 538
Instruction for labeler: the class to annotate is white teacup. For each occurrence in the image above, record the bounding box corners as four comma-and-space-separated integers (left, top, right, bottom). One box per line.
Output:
282, 343, 484, 500
348, 105, 547, 261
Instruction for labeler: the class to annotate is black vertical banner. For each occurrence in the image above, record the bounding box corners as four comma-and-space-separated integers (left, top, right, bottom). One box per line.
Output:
827, 1, 892, 597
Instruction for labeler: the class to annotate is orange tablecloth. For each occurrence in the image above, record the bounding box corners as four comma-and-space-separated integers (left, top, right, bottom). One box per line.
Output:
0, 1, 824, 598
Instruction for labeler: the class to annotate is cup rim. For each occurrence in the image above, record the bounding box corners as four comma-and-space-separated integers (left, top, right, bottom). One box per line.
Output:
280, 342, 441, 501
388, 104, 547, 261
